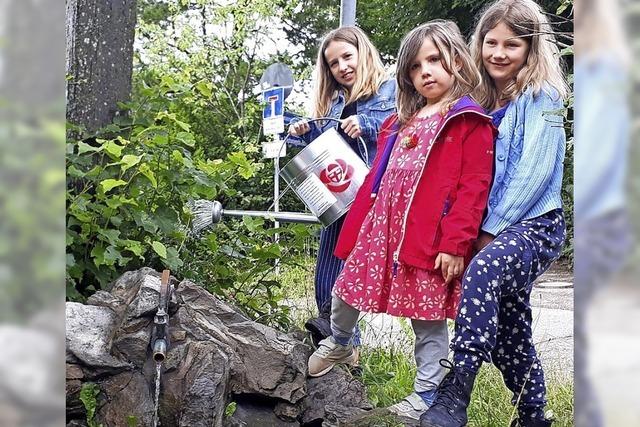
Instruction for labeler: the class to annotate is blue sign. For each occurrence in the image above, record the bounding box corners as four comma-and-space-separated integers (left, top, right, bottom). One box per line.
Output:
262, 87, 285, 119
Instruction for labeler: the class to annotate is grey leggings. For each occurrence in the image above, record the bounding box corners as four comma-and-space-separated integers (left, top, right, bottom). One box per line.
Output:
331, 294, 448, 391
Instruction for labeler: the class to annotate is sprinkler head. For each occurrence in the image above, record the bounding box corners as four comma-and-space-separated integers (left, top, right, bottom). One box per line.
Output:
211, 200, 223, 224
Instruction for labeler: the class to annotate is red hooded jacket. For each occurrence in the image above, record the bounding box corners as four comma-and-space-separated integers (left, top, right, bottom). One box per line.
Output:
334, 96, 497, 271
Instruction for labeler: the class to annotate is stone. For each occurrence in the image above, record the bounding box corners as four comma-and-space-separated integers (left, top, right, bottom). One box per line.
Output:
65, 269, 373, 426
299, 367, 373, 425
65, 302, 131, 370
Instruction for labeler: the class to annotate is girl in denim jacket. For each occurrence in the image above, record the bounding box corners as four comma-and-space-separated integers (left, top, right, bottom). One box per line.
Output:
421, 1, 569, 427
287, 26, 396, 346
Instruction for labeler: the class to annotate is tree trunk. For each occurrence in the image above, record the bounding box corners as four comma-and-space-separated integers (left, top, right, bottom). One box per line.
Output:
66, 0, 137, 134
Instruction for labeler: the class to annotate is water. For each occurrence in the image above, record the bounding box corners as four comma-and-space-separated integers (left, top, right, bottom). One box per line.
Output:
153, 362, 162, 427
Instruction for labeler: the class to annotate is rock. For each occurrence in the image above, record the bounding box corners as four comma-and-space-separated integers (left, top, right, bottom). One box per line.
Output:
97, 371, 155, 426
65, 302, 131, 371
65, 268, 373, 426
159, 341, 230, 427
175, 280, 308, 403
224, 399, 300, 427
299, 367, 373, 425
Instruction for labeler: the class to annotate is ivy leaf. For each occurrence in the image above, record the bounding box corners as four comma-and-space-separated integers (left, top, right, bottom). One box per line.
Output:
100, 179, 127, 193
152, 241, 167, 259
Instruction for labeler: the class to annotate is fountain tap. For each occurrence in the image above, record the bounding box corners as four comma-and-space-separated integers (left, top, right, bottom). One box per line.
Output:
151, 270, 172, 363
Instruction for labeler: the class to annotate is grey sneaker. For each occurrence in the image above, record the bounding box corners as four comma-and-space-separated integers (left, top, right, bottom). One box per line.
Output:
308, 336, 357, 377
388, 392, 429, 421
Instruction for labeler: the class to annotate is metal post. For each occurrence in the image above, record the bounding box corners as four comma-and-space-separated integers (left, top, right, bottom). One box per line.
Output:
273, 136, 280, 276
340, 0, 357, 27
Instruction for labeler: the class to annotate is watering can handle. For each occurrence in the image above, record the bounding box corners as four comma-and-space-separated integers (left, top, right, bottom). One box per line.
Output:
279, 117, 369, 166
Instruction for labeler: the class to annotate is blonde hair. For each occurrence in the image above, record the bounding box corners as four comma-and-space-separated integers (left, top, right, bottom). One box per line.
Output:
395, 20, 481, 124
471, 0, 569, 110
312, 26, 388, 118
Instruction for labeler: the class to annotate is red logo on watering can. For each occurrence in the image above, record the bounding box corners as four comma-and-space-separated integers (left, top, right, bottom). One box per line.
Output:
319, 159, 354, 193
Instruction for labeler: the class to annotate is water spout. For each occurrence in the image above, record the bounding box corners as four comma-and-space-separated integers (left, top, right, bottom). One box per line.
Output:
152, 338, 167, 363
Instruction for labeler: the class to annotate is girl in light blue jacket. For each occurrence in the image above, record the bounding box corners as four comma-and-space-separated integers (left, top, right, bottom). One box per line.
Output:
421, 1, 569, 426
287, 27, 396, 347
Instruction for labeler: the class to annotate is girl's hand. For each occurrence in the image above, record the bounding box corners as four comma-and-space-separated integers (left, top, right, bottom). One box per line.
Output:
289, 120, 311, 136
474, 231, 495, 253
340, 115, 362, 139
434, 252, 464, 285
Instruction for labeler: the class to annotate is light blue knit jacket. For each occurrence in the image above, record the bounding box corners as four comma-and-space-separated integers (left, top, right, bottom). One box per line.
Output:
482, 84, 566, 236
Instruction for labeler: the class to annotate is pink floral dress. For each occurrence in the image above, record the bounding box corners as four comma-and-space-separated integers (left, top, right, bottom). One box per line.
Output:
333, 114, 461, 321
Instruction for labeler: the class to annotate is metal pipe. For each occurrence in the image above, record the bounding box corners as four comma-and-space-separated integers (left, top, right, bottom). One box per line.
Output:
223, 209, 320, 224
210, 200, 320, 225
340, 0, 357, 26
152, 339, 167, 363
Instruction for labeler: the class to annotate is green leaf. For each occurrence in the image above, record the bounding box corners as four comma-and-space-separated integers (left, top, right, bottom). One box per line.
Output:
77, 141, 103, 154
120, 154, 143, 172
242, 215, 265, 232
80, 383, 100, 424
152, 241, 167, 258
122, 240, 144, 257
195, 80, 213, 98
139, 164, 158, 188
165, 246, 184, 270
100, 178, 127, 193
225, 402, 237, 417
176, 131, 195, 147
103, 140, 123, 158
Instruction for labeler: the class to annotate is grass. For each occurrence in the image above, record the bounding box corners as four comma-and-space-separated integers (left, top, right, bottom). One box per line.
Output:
358, 342, 574, 426
277, 256, 574, 426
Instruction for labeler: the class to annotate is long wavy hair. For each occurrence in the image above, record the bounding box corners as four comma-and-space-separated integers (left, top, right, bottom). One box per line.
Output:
312, 26, 388, 118
471, 0, 569, 110
396, 20, 480, 124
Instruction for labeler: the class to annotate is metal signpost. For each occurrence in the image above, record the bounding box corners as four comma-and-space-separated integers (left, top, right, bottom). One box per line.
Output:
260, 63, 294, 275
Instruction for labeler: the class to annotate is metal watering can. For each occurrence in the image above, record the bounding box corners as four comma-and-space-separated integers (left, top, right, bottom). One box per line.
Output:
279, 126, 369, 227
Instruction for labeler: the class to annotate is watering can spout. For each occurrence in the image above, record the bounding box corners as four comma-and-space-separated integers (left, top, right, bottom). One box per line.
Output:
209, 201, 320, 225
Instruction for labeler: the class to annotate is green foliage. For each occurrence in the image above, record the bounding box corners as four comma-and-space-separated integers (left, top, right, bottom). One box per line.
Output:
358, 345, 573, 426
79, 382, 103, 427
285, 0, 571, 63
224, 402, 237, 417
67, 0, 318, 328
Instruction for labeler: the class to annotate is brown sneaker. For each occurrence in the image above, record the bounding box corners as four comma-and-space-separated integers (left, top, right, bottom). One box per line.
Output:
308, 336, 357, 377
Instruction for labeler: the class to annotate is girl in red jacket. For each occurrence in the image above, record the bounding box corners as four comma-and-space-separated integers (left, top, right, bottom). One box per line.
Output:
307, 20, 496, 421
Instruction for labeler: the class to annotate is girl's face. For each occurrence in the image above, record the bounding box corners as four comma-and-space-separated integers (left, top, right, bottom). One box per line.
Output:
482, 22, 530, 90
324, 40, 359, 89
409, 37, 456, 105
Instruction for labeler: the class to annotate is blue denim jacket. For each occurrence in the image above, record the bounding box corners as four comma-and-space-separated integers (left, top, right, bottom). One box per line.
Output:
285, 79, 396, 166
482, 84, 566, 235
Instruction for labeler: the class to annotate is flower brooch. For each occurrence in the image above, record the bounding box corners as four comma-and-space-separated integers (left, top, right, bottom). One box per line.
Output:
400, 134, 418, 149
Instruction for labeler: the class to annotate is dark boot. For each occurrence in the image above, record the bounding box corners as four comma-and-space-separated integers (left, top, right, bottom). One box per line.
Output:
419, 360, 477, 427
304, 311, 332, 347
